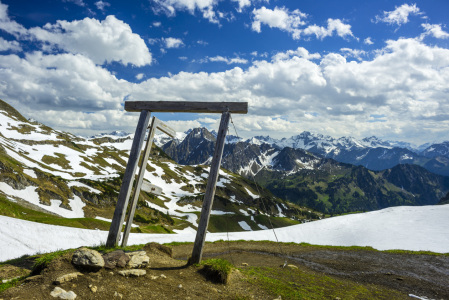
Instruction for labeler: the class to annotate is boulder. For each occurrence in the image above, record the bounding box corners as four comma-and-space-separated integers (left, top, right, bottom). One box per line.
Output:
102, 250, 130, 269
126, 251, 149, 268
71, 248, 104, 272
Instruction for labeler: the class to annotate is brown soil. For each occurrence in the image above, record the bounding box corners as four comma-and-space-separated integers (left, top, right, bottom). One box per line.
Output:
1, 241, 448, 300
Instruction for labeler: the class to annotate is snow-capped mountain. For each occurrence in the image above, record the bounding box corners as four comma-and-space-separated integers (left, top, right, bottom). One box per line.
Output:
243, 131, 449, 176
0, 99, 316, 236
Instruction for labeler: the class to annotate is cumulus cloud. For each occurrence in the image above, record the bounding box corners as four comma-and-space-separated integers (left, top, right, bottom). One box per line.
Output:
1, 3, 449, 143
152, 0, 219, 24
251, 7, 353, 40
302, 18, 354, 40
202, 55, 248, 64
163, 37, 184, 48
95, 1, 110, 11
136, 73, 145, 80
231, 0, 251, 12
28, 16, 152, 66
251, 6, 306, 38
374, 3, 421, 26
364, 37, 374, 45
0, 2, 27, 37
0, 37, 21, 51
421, 23, 449, 39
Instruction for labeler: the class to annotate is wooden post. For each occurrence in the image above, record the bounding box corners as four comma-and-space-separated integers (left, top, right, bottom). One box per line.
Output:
121, 117, 157, 247
106, 110, 151, 247
191, 111, 230, 264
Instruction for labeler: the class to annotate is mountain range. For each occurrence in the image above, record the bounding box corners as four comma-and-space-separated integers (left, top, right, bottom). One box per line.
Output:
0, 99, 317, 236
161, 127, 449, 213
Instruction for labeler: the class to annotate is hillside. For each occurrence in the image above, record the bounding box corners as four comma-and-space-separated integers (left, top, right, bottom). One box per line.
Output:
0, 99, 319, 235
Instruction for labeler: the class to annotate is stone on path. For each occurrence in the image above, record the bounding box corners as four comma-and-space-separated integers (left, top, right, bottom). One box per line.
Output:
126, 251, 149, 268
103, 250, 130, 269
54, 272, 83, 285
72, 248, 104, 272
50, 287, 77, 299
118, 269, 146, 277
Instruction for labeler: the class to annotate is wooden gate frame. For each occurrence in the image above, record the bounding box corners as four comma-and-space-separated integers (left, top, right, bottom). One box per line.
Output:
106, 101, 248, 264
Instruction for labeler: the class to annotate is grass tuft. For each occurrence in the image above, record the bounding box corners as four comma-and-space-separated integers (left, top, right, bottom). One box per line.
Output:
200, 258, 233, 284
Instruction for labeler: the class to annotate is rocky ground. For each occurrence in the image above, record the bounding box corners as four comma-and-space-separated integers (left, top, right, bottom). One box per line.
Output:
1, 241, 448, 299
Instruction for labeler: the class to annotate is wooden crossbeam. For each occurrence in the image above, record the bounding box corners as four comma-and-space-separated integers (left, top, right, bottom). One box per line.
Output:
125, 101, 248, 114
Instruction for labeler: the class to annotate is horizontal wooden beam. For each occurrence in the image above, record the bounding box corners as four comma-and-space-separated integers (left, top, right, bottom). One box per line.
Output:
125, 101, 248, 114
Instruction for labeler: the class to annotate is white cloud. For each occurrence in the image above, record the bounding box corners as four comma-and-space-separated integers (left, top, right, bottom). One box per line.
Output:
136, 73, 145, 80
1, 4, 449, 143
163, 37, 184, 48
0, 37, 21, 51
153, 21, 162, 27
0, 2, 27, 37
63, 0, 86, 7
302, 18, 354, 40
28, 15, 152, 66
251, 7, 353, 41
251, 6, 306, 39
95, 1, 110, 11
272, 47, 321, 61
197, 40, 208, 45
152, 0, 219, 24
340, 48, 366, 61
205, 55, 248, 64
231, 0, 251, 12
364, 37, 374, 45
421, 23, 449, 39
374, 3, 421, 26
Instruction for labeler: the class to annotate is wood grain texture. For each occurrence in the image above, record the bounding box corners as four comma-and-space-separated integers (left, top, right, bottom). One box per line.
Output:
106, 110, 151, 247
125, 101, 248, 114
190, 111, 230, 264
121, 117, 157, 247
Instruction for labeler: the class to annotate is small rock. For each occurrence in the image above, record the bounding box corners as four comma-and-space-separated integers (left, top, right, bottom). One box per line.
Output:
160, 274, 167, 279
114, 291, 123, 299
273, 296, 282, 300
335, 297, 341, 300
89, 284, 97, 293
126, 251, 150, 268
24, 275, 42, 283
109, 272, 114, 275
150, 275, 159, 280
396, 277, 404, 281
54, 272, 83, 285
241, 263, 248, 266
118, 269, 146, 277
50, 287, 77, 299
103, 250, 130, 269
287, 264, 298, 269
178, 284, 183, 288
72, 247, 104, 272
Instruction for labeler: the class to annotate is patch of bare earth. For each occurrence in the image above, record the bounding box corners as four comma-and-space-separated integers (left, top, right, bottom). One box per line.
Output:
1, 241, 448, 299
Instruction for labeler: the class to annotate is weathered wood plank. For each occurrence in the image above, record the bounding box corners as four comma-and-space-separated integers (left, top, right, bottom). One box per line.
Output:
190, 111, 230, 264
141, 180, 163, 196
153, 117, 176, 138
121, 117, 158, 247
106, 110, 151, 247
125, 101, 248, 114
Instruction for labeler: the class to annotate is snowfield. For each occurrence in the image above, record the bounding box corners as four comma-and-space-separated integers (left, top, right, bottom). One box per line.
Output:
1, 204, 448, 261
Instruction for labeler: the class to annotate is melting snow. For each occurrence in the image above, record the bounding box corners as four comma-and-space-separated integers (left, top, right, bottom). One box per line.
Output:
238, 221, 252, 231
1, 204, 449, 261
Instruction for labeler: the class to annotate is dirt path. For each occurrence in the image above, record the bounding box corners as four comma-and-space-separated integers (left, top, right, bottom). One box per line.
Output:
1, 241, 447, 299
173, 241, 449, 300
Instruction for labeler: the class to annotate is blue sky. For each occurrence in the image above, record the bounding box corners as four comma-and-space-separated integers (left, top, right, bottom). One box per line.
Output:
1, 0, 449, 145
